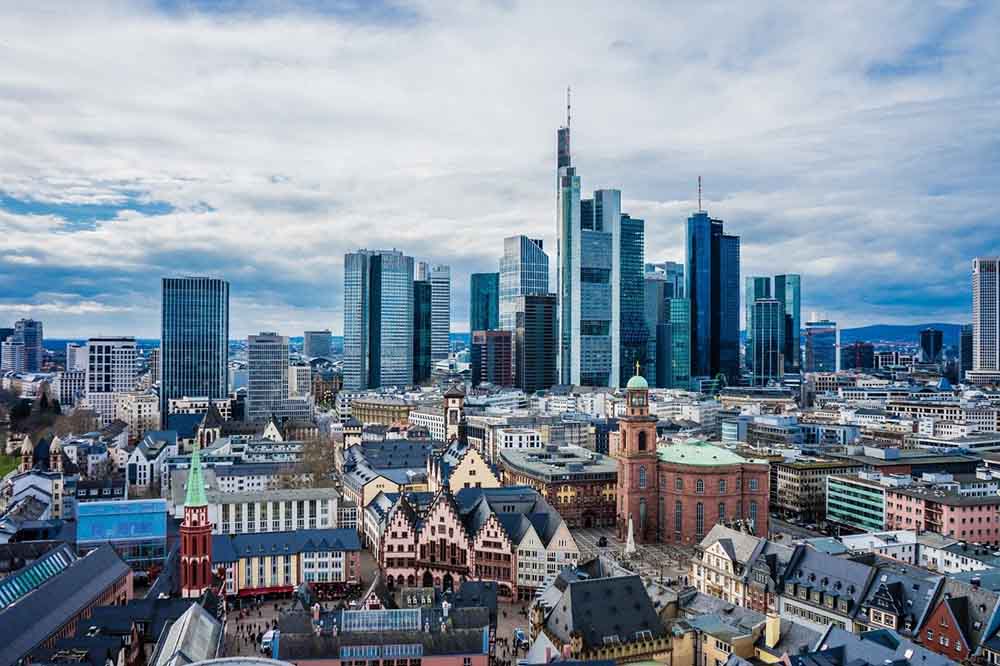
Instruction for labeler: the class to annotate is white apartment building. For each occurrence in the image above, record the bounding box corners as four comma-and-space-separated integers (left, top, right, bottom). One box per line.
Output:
407, 408, 446, 441
115, 392, 160, 443
53, 369, 87, 406
289, 364, 312, 397
205, 488, 349, 534
85, 337, 137, 425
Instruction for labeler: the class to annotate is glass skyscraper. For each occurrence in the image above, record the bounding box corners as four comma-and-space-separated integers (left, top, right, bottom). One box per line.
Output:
13, 318, 43, 372
344, 249, 415, 390
774, 274, 801, 372
804, 319, 838, 372
686, 211, 740, 384
160, 277, 229, 426
619, 214, 648, 386
500, 236, 548, 333
515, 294, 557, 394
744, 277, 771, 373
247, 332, 290, 422
413, 280, 432, 384
751, 299, 784, 385
959, 323, 973, 380
669, 298, 691, 387
644, 274, 667, 388
417, 262, 451, 361
469, 272, 499, 333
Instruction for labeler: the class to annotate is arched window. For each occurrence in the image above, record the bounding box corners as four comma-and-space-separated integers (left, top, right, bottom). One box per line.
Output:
638, 431, 648, 451
696, 479, 704, 494
638, 466, 647, 489
696, 502, 705, 538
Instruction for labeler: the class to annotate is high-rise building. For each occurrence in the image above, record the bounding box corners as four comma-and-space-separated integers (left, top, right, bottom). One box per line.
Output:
646, 261, 684, 298
774, 274, 801, 372
161, 277, 230, 426
919, 328, 944, 364
619, 213, 648, 387
514, 294, 557, 394
970, 257, 1000, 385
14, 319, 43, 372
470, 330, 513, 387
303, 330, 333, 358
416, 262, 451, 361
500, 236, 549, 332
750, 299, 784, 385
556, 116, 621, 388
413, 280, 432, 384
1, 337, 25, 372
247, 332, 289, 422
0, 327, 13, 370
288, 363, 312, 397
644, 274, 667, 388
744, 277, 771, 373
841, 341, 875, 371
469, 273, 500, 333
668, 298, 692, 388
85, 337, 137, 425
686, 211, 740, 384
804, 320, 838, 372
344, 249, 414, 390
959, 324, 973, 381
66, 342, 87, 371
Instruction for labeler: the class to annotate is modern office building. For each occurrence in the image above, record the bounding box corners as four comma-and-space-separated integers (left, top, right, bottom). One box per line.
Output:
412, 279, 432, 384
841, 341, 875, 371
13, 318, 43, 372
919, 328, 944, 363
686, 210, 740, 384
1, 337, 25, 372
805, 319, 838, 372
66, 342, 87, 371
668, 299, 692, 388
0, 326, 13, 369
959, 323, 974, 380
85, 337, 138, 425
469, 272, 499, 333
744, 276, 771, 373
344, 249, 414, 390
499, 236, 549, 333
514, 294, 557, 394
826, 474, 888, 533
970, 257, 1000, 385
160, 277, 230, 427
303, 330, 333, 358
470, 330, 513, 387
774, 274, 801, 372
644, 273, 667, 387
646, 261, 684, 298
750, 299, 784, 385
247, 332, 289, 422
416, 262, 451, 361
619, 213, 648, 386
556, 119, 621, 388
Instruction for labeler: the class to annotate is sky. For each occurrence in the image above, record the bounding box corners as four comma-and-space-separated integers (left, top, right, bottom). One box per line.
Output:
1, 0, 998, 338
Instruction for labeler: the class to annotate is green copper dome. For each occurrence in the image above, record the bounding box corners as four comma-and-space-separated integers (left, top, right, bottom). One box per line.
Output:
626, 374, 649, 390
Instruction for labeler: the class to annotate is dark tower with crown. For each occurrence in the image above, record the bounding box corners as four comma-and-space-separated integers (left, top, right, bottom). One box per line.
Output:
180, 441, 213, 598
613, 364, 660, 543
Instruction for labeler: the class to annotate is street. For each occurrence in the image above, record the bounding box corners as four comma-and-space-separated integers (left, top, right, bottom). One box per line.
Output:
769, 516, 826, 541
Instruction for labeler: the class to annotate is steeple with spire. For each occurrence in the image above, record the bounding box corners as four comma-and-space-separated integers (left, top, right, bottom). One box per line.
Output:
180, 441, 212, 598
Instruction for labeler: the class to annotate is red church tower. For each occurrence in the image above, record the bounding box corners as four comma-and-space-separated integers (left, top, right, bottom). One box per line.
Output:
180, 441, 213, 598
614, 366, 660, 543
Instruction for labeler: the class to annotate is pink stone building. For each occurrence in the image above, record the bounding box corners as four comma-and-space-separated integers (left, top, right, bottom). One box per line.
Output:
886, 486, 1000, 545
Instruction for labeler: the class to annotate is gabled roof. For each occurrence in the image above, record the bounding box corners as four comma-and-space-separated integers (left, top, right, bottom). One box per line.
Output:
212, 528, 362, 564
544, 574, 665, 650
699, 524, 761, 565
148, 602, 223, 666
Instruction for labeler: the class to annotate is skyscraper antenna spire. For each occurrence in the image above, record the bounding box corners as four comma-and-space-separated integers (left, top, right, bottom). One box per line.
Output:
566, 86, 571, 129
698, 176, 702, 211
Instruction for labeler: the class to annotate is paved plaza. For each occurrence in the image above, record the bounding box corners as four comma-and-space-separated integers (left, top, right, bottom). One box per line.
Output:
571, 526, 696, 584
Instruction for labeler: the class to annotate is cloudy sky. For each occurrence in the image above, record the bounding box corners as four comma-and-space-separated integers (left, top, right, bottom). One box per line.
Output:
1, 0, 998, 338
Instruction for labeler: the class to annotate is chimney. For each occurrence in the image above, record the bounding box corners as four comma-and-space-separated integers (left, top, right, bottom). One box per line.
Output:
766, 612, 781, 649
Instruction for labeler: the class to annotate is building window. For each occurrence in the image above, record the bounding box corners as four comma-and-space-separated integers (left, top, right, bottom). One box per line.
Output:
696, 479, 704, 494
749, 501, 758, 533
749, 478, 759, 491
638, 431, 648, 451
675, 501, 683, 536
718, 503, 726, 523
719, 479, 727, 493
675, 477, 683, 490
639, 466, 647, 490
696, 502, 704, 538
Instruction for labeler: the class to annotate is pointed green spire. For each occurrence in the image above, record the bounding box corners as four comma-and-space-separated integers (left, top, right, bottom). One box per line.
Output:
184, 441, 208, 508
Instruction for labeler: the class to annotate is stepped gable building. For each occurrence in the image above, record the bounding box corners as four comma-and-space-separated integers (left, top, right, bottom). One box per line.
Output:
612, 369, 770, 544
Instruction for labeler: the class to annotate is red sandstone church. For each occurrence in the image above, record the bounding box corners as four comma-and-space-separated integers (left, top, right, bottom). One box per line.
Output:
612, 372, 770, 545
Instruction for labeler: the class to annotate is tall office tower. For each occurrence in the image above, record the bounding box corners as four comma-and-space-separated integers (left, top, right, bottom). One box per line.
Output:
413, 280, 432, 384
344, 249, 415, 390
959, 324, 974, 380
804, 320, 838, 372
686, 210, 740, 384
668, 298, 692, 387
841, 341, 875, 371
148, 348, 160, 385
469, 273, 500, 333
470, 330, 513, 387
744, 277, 771, 372
645, 262, 685, 298
750, 300, 784, 385
644, 273, 667, 388
303, 330, 332, 358
14, 319, 43, 372
66, 343, 87, 371
0, 327, 12, 369
288, 363, 312, 397
247, 332, 289, 422
85, 337, 137, 425
620, 214, 648, 386
500, 236, 549, 332
514, 294, 557, 394
774, 274, 802, 372
1, 337, 25, 372
919, 328, 944, 363
970, 257, 1000, 385
416, 263, 451, 361
161, 277, 230, 426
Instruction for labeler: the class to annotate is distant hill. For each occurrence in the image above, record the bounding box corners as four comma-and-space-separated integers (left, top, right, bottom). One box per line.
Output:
840, 323, 964, 346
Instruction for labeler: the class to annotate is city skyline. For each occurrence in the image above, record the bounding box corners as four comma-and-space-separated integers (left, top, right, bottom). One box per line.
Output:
1, 2, 998, 337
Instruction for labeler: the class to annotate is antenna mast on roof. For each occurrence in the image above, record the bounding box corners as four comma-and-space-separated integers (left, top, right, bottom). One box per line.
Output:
566, 86, 571, 129
698, 176, 703, 211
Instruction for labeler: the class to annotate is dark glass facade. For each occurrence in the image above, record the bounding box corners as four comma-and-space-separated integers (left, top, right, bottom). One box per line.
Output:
14, 319, 43, 372
960, 324, 973, 378
804, 320, 837, 372
471, 330, 513, 387
413, 280, 432, 384
515, 294, 557, 394
774, 274, 801, 372
469, 272, 500, 333
744, 277, 771, 373
920, 328, 943, 363
620, 214, 648, 386
841, 341, 875, 370
160, 277, 229, 426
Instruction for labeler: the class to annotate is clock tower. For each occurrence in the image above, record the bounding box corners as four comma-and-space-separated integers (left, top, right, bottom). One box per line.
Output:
613, 364, 659, 543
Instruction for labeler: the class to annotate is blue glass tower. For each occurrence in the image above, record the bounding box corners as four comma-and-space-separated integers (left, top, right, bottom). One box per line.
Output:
620, 213, 648, 385
774, 274, 801, 372
160, 277, 230, 426
500, 236, 548, 332
413, 280, 432, 384
469, 272, 499, 333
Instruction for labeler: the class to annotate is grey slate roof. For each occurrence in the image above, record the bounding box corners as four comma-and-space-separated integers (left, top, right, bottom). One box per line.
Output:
212, 528, 361, 564
858, 558, 942, 639
544, 574, 665, 650
149, 603, 224, 666
783, 545, 875, 617
800, 626, 954, 666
